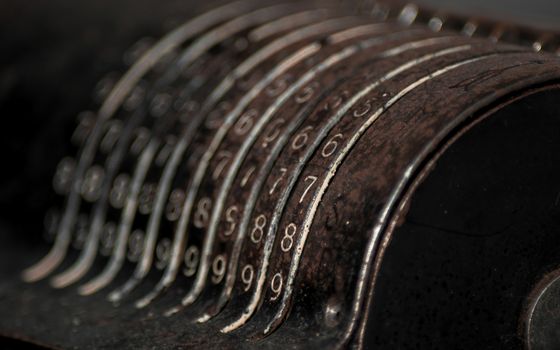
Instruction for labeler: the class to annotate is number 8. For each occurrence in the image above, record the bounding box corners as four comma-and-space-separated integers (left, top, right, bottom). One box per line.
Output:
251, 214, 266, 243
281, 223, 297, 252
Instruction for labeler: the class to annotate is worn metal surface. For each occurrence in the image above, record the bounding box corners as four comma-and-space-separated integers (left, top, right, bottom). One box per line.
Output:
2, 0, 560, 349
524, 268, 560, 350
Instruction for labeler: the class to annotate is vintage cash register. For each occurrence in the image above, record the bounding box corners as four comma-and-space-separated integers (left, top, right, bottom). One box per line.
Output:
1, 0, 560, 348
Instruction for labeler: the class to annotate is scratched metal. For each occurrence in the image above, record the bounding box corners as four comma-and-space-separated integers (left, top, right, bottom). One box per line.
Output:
217, 40, 516, 340
20, 0, 278, 284
109, 13, 362, 306
79, 4, 340, 299
34, 0, 342, 291
4, 0, 560, 349
160, 22, 423, 321
215, 33, 471, 335
192, 24, 431, 325
147, 16, 370, 314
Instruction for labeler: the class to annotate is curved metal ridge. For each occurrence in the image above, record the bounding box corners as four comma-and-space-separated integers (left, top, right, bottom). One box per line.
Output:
16, 0, 560, 348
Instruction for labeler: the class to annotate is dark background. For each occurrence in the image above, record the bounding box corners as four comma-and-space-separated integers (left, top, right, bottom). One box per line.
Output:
0, 0, 220, 241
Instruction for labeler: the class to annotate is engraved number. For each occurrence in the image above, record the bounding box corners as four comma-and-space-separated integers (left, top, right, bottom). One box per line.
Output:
71, 112, 95, 146
281, 223, 297, 252
269, 167, 287, 195
183, 246, 200, 277
213, 151, 232, 180
211, 254, 226, 284
241, 264, 254, 292
299, 175, 318, 204
240, 166, 255, 187
250, 214, 266, 244
100, 120, 123, 153
100, 222, 116, 256
109, 173, 130, 209
138, 183, 157, 215
155, 238, 172, 270
81, 165, 105, 202
353, 99, 372, 118
73, 214, 89, 249
130, 127, 151, 155
155, 135, 177, 166
127, 230, 144, 262
53, 157, 75, 195
165, 188, 185, 222
224, 205, 238, 237
261, 118, 285, 148
321, 133, 343, 158
292, 126, 313, 150
295, 82, 319, 104
234, 109, 257, 136
194, 197, 212, 229
270, 272, 283, 301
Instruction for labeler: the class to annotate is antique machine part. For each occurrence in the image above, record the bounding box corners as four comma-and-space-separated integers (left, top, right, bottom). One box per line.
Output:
1, 0, 560, 349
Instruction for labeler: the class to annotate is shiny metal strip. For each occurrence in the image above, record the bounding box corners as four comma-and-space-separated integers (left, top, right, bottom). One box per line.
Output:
79, 7, 329, 297
110, 16, 357, 303
263, 48, 486, 337
222, 39, 467, 333
199, 24, 405, 324
47, 4, 298, 289
21, 0, 264, 283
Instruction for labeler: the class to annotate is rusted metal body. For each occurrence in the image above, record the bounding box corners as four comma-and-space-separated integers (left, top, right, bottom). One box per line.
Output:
1, 0, 560, 349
